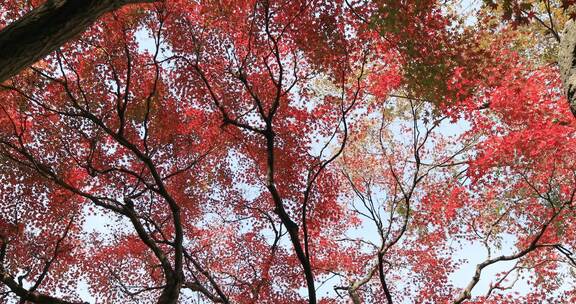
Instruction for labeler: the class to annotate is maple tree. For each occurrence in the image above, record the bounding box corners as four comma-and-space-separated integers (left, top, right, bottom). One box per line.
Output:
0, 0, 161, 83
1, 0, 576, 303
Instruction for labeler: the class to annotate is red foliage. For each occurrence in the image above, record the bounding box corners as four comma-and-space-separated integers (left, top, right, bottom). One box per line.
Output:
0, 0, 575, 303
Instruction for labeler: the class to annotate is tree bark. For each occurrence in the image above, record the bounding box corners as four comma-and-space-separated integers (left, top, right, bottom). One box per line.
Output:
559, 19, 576, 117
1, 272, 86, 304
0, 0, 157, 83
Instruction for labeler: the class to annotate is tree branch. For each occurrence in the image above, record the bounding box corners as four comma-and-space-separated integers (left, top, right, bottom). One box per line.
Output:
0, 0, 158, 83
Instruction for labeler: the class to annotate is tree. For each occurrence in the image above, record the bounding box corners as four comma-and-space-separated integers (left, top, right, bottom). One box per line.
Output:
1, 0, 576, 304
0, 0, 158, 83
479, 0, 576, 117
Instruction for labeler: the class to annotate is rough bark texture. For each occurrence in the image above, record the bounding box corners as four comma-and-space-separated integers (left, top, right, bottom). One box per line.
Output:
0, 0, 156, 83
559, 19, 576, 117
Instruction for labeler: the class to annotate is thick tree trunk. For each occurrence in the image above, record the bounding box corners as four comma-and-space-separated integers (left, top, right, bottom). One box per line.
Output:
0, 0, 156, 83
156, 276, 183, 304
559, 19, 576, 117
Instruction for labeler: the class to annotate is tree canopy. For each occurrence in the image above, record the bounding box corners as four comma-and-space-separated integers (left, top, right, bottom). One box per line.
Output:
1, 0, 576, 303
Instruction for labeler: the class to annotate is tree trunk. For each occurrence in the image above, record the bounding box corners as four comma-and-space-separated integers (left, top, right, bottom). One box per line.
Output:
0, 0, 156, 83
559, 19, 576, 117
